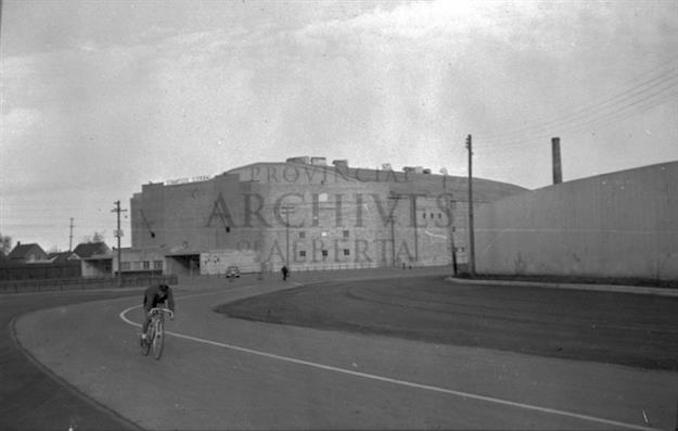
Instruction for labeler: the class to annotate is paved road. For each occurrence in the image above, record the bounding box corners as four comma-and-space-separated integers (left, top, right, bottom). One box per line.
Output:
0, 268, 445, 430
0, 290, 143, 431
14, 277, 678, 430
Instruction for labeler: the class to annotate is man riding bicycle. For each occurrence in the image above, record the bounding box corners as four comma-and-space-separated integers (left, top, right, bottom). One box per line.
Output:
140, 283, 175, 343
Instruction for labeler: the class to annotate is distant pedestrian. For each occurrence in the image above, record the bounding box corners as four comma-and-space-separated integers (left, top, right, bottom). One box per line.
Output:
281, 265, 289, 281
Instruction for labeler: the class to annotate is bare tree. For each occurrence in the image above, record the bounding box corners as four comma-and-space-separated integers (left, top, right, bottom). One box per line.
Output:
81, 231, 105, 244
0, 233, 12, 255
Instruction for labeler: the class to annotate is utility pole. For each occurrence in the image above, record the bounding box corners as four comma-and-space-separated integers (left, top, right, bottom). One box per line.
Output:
69, 218, 74, 252
111, 201, 127, 286
449, 200, 458, 276
387, 194, 400, 268
389, 215, 396, 267
411, 194, 419, 265
280, 205, 295, 268
466, 134, 476, 276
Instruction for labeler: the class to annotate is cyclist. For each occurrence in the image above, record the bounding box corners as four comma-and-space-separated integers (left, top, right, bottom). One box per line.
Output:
140, 283, 175, 344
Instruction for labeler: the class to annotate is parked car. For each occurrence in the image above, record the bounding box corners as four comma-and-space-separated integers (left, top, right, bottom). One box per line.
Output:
225, 265, 240, 279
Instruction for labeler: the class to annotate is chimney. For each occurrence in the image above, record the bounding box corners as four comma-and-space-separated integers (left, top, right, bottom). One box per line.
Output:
333, 159, 348, 169
552, 137, 562, 184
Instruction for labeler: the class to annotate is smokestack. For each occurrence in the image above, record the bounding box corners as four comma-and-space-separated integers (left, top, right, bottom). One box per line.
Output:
552, 137, 562, 184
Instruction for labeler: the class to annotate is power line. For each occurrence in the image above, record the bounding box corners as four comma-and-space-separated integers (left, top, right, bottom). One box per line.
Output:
477, 85, 677, 154
478, 58, 678, 142
477, 77, 678, 149
482, 77, 678, 146
475, 59, 678, 147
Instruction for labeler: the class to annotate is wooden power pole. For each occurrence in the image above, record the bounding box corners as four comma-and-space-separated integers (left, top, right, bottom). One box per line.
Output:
111, 201, 127, 286
69, 217, 74, 252
466, 134, 476, 276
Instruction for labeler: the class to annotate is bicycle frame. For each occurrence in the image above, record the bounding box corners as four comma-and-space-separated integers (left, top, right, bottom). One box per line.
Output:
141, 307, 173, 360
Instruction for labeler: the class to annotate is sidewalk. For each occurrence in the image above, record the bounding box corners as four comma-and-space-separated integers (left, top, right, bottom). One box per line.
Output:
177, 265, 455, 291
446, 276, 678, 297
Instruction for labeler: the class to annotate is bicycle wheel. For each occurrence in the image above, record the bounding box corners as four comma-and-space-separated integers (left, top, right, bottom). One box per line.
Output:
152, 319, 164, 360
141, 324, 152, 356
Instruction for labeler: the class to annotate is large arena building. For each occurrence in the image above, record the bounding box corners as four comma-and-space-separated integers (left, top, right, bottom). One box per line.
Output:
121, 157, 526, 276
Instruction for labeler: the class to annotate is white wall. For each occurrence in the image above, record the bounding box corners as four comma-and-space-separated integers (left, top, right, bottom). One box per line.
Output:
475, 162, 678, 280
201, 249, 259, 275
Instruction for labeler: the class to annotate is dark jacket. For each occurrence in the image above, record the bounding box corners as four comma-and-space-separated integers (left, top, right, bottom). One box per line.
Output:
143, 284, 175, 312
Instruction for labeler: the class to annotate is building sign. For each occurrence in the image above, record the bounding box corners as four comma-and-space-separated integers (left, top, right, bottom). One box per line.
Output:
165, 175, 212, 186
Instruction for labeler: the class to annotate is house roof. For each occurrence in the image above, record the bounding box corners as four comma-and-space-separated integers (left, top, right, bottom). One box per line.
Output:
48, 251, 78, 264
73, 242, 110, 258
7, 243, 46, 260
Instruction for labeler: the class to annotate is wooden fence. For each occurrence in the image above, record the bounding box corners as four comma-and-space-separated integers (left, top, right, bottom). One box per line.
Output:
0, 274, 178, 294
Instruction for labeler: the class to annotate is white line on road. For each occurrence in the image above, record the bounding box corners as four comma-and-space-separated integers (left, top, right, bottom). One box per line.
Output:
119, 303, 659, 431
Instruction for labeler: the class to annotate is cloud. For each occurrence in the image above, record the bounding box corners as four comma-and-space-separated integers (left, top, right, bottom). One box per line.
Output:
1, 108, 42, 137
2, 0, 676, 198
2, 0, 677, 252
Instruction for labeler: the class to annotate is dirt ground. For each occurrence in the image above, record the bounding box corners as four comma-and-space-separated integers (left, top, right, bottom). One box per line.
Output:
217, 275, 678, 371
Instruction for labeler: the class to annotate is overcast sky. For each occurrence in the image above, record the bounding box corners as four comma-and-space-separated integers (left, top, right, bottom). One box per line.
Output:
1, 0, 677, 251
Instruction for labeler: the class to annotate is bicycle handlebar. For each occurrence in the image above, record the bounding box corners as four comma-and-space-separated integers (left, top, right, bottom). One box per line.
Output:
149, 307, 174, 318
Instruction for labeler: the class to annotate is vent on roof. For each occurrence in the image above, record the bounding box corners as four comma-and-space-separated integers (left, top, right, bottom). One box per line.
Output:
286, 156, 310, 164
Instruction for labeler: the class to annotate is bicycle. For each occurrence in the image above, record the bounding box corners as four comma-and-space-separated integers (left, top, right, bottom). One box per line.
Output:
140, 307, 174, 360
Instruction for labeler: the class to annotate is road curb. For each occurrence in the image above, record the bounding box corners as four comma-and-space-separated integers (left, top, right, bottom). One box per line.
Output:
9, 314, 145, 431
445, 276, 678, 297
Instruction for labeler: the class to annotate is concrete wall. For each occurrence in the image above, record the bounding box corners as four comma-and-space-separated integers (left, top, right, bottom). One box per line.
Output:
475, 162, 678, 280
201, 249, 258, 275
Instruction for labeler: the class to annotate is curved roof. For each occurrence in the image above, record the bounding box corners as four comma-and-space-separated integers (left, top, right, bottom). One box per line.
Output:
225, 161, 527, 203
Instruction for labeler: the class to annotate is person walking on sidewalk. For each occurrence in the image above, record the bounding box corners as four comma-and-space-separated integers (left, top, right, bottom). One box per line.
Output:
281, 265, 289, 281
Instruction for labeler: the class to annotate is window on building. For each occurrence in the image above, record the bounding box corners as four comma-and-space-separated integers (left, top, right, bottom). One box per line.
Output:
423, 213, 426, 219
121, 262, 131, 270
299, 250, 306, 258
321, 250, 328, 257
143, 261, 150, 270
430, 212, 434, 219
299, 231, 306, 239
343, 249, 350, 256
438, 213, 442, 219
319, 193, 328, 202
343, 230, 349, 238
153, 260, 163, 270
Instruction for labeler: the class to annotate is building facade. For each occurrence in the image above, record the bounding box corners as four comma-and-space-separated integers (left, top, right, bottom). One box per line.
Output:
127, 158, 526, 276
475, 161, 678, 281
